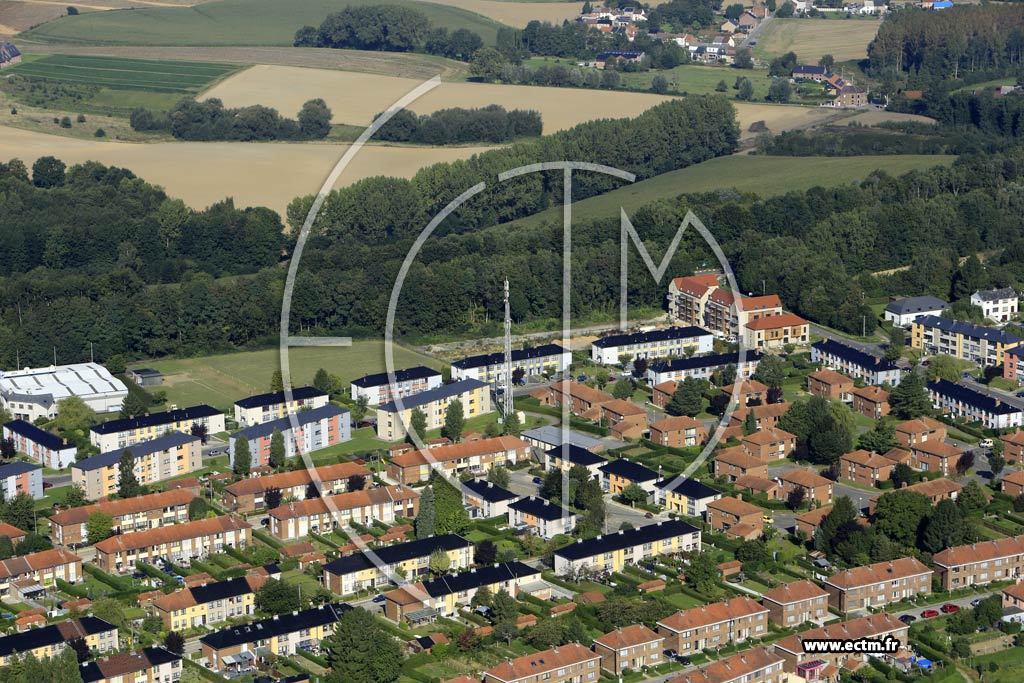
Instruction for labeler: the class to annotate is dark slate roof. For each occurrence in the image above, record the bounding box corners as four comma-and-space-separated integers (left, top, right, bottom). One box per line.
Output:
793, 64, 827, 76
0, 43, 20, 63
0, 460, 41, 478
190, 575, 258, 604
509, 496, 569, 521
461, 478, 519, 503
452, 344, 568, 370
972, 287, 1017, 302
545, 444, 606, 467
597, 51, 644, 60
351, 366, 441, 388
234, 386, 326, 409
593, 326, 711, 349
200, 604, 351, 650
655, 477, 721, 500
420, 562, 539, 598
74, 431, 199, 472
378, 379, 487, 413
555, 520, 700, 561
649, 351, 763, 374
131, 368, 162, 377
91, 405, 221, 435
323, 534, 471, 577
0, 617, 115, 658
928, 379, 1021, 415
884, 296, 949, 315
2, 419, 70, 452
232, 404, 348, 441
811, 339, 898, 372
913, 316, 1022, 345
80, 647, 181, 683
599, 458, 659, 483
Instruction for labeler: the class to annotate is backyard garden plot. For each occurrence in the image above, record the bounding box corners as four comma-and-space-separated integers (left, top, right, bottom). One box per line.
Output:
11, 54, 240, 93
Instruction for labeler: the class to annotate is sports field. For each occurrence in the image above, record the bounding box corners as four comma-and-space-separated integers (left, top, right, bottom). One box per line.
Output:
10, 54, 240, 93
133, 342, 447, 411
200, 65, 674, 132
512, 154, 957, 228
23, 0, 507, 46
752, 18, 881, 62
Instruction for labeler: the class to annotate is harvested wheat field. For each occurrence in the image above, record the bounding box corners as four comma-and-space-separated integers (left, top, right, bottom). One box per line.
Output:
842, 110, 936, 126
732, 102, 844, 136
0, 124, 493, 214
201, 65, 675, 131
753, 18, 881, 62
411, 0, 582, 27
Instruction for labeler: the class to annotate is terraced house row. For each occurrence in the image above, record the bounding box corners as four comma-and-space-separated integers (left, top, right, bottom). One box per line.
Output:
656, 596, 768, 653
49, 488, 196, 546
152, 574, 267, 630
0, 547, 82, 599
386, 436, 532, 485
0, 616, 117, 666
322, 534, 472, 596
94, 514, 252, 574
553, 519, 701, 576
222, 461, 371, 513
933, 534, 1024, 590
384, 561, 541, 622
268, 484, 419, 541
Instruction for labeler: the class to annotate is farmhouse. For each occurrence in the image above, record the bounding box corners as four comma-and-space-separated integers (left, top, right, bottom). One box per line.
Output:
268, 484, 419, 541
229, 404, 351, 470
50, 488, 196, 546
93, 515, 252, 574
73, 432, 202, 500
350, 366, 443, 406
0, 362, 127, 422
0, 42, 22, 69
0, 461, 43, 500
323, 534, 472, 596
451, 344, 571, 384
591, 326, 713, 365
552, 520, 700, 576
232, 386, 329, 426
376, 379, 491, 441
792, 64, 828, 81
2, 419, 76, 469
810, 339, 901, 385
90, 404, 224, 452
387, 436, 532, 484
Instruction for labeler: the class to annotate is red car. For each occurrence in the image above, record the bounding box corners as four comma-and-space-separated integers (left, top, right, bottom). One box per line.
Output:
921, 609, 940, 618
941, 603, 961, 614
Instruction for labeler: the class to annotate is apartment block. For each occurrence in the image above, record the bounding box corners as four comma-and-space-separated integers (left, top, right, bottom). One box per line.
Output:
810, 339, 901, 385
591, 326, 714, 365
222, 462, 371, 513
601, 399, 648, 440
599, 458, 659, 496
777, 470, 833, 506
544, 444, 607, 479
50, 488, 196, 546
706, 496, 764, 540
667, 274, 783, 339
0, 617, 117, 666
387, 436, 532, 485
909, 438, 963, 476
851, 386, 891, 420
73, 432, 202, 500
823, 557, 932, 611
376, 379, 491, 441
0, 461, 42, 500
933, 535, 1024, 590
0, 548, 82, 598
80, 646, 181, 683
268, 485, 419, 541
649, 415, 708, 448
384, 561, 540, 621
721, 380, 768, 406
2, 419, 76, 469
668, 648, 784, 683
772, 613, 907, 674
911, 315, 1022, 367
761, 579, 829, 627
229, 404, 351, 471
452, 344, 571, 384
94, 515, 252, 574
657, 596, 768, 653
553, 520, 701, 576
647, 351, 762, 385
233, 386, 329, 427
1001, 430, 1024, 464
351, 366, 443, 406
713, 447, 769, 481
741, 428, 796, 462
728, 403, 791, 432
482, 643, 600, 683
593, 625, 663, 674
894, 416, 947, 448
742, 314, 809, 351
928, 378, 1024, 430
806, 369, 854, 402
460, 478, 519, 519
152, 575, 266, 630
90, 404, 224, 452
322, 534, 472, 596
655, 478, 721, 517
839, 449, 895, 488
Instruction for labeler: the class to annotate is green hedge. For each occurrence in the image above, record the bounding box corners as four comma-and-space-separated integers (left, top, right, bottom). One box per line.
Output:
56, 578, 89, 598
252, 529, 283, 549
183, 658, 230, 683
136, 561, 178, 586
84, 564, 133, 591
294, 647, 330, 668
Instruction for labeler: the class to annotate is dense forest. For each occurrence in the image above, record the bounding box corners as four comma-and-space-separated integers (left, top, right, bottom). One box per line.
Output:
130, 98, 332, 141
376, 105, 543, 144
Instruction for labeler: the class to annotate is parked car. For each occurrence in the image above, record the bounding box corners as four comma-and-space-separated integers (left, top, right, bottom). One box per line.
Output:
921, 609, 940, 618
677, 656, 691, 665
533, 477, 543, 485
762, 514, 774, 524
980, 438, 993, 448
941, 603, 961, 614
42, 482, 53, 490
577, 375, 587, 382
971, 597, 984, 607
645, 512, 654, 519
899, 615, 917, 624
372, 594, 386, 603
664, 649, 679, 659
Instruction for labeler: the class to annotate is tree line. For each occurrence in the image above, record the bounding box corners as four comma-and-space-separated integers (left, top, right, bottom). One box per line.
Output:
130, 97, 332, 141
376, 105, 543, 144
294, 5, 484, 60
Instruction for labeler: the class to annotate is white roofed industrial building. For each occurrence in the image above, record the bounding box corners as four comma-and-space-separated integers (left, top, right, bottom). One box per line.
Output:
0, 363, 127, 421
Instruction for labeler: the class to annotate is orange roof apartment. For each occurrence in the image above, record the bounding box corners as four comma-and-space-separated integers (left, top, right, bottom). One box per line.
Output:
268, 484, 419, 541
851, 386, 890, 420
222, 461, 371, 513
728, 402, 791, 431
706, 496, 764, 540
742, 428, 796, 462
667, 648, 785, 683
868, 477, 962, 514
386, 436, 532, 485
49, 488, 196, 546
933, 534, 1024, 590
600, 399, 648, 440
0, 548, 82, 599
777, 469, 833, 506
760, 579, 829, 627
713, 447, 769, 481
93, 515, 252, 574
807, 369, 854, 402
894, 417, 946, 448
772, 613, 907, 674
1003, 469, 1024, 497
909, 439, 962, 476
721, 380, 768, 406
823, 557, 932, 611
650, 416, 708, 448
657, 596, 768, 654
1001, 429, 1024, 464
742, 313, 809, 352
593, 625, 663, 674
534, 380, 613, 418
482, 643, 600, 683
839, 449, 895, 488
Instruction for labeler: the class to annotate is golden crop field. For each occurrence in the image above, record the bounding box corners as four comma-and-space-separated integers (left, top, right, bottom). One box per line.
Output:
409, 0, 582, 27
753, 18, 882, 62
0, 124, 494, 214
842, 110, 937, 126
732, 101, 844, 136
200, 65, 675, 132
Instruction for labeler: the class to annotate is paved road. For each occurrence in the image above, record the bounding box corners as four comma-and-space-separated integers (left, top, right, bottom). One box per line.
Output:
738, 12, 773, 51
43, 472, 71, 487
961, 375, 1024, 411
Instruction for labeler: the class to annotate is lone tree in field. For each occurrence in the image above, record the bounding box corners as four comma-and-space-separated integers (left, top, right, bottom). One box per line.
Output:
442, 399, 465, 442
117, 449, 141, 498
232, 436, 252, 476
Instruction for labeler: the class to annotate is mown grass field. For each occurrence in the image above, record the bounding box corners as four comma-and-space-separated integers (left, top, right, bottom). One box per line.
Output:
752, 18, 881, 62
132, 342, 447, 411
512, 154, 956, 228
23, 0, 507, 46
10, 54, 241, 93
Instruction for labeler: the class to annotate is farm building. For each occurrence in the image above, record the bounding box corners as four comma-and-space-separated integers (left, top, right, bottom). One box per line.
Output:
0, 43, 21, 69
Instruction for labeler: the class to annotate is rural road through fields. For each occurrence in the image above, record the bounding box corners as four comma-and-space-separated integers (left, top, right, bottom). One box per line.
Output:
739, 12, 773, 50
